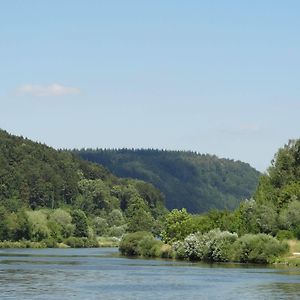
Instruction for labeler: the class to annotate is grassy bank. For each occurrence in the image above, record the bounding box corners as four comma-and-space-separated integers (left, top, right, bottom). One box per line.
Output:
275, 240, 300, 266
0, 236, 121, 249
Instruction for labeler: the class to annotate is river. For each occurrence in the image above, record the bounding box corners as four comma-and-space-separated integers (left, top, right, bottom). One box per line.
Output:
0, 248, 300, 299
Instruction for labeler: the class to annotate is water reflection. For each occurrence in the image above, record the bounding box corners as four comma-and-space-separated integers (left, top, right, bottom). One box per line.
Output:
0, 248, 300, 299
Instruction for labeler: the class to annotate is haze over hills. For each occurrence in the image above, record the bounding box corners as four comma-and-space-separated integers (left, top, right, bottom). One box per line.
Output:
75, 149, 261, 213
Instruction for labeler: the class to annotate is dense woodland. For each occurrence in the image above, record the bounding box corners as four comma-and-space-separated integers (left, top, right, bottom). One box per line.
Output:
120, 139, 300, 263
0, 129, 166, 246
1, 128, 299, 264
75, 148, 260, 213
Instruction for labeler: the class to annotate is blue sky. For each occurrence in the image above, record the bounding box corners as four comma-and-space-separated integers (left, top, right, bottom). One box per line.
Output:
1, 1, 300, 172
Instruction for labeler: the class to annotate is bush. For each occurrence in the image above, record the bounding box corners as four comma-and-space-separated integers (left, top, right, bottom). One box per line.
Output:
64, 237, 98, 248
231, 234, 288, 263
172, 240, 186, 259
119, 231, 164, 257
0, 240, 46, 248
276, 230, 295, 241
42, 237, 58, 248
160, 244, 175, 258
138, 235, 163, 257
183, 233, 203, 260
178, 229, 238, 262
119, 231, 152, 256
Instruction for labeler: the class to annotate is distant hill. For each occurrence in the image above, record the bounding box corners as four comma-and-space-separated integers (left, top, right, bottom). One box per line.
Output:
75, 149, 261, 213
0, 130, 165, 219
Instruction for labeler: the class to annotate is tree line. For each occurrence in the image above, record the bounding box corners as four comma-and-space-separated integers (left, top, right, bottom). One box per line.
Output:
74, 148, 260, 213
120, 140, 300, 263
0, 129, 167, 247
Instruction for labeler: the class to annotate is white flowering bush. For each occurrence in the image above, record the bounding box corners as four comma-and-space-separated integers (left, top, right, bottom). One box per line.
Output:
175, 229, 238, 262
183, 233, 203, 260
172, 240, 186, 259
172, 229, 287, 264
211, 230, 238, 262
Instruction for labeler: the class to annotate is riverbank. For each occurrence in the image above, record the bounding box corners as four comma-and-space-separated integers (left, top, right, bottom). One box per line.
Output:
0, 237, 120, 249
119, 231, 291, 265
276, 240, 300, 267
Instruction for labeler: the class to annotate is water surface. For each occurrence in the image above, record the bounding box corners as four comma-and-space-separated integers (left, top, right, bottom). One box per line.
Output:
0, 248, 300, 299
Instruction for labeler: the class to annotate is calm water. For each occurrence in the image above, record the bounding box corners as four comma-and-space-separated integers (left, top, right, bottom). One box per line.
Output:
0, 248, 300, 299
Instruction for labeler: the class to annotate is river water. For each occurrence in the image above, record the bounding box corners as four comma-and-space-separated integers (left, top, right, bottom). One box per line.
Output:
0, 248, 300, 299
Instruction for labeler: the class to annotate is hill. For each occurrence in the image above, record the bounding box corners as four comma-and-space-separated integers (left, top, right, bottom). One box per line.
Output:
74, 149, 260, 213
0, 129, 166, 243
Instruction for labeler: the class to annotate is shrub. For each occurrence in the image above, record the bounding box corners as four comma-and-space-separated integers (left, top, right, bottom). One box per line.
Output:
183, 233, 203, 260
42, 237, 58, 248
231, 234, 288, 263
64, 237, 98, 248
179, 229, 238, 262
160, 244, 175, 258
119, 231, 155, 256
276, 230, 294, 241
172, 241, 186, 259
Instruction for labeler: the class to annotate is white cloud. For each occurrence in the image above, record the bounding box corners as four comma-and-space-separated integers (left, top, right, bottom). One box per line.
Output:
219, 123, 262, 136
17, 83, 81, 96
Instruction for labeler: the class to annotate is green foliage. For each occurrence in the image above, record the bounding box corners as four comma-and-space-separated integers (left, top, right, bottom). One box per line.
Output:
71, 209, 89, 237
92, 216, 109, 236
126, 196, 156, 233
278, 200, 300, 233
64, 236, 99, 248
175, 229, 238, 262
276, 230, 295, 241
107, 225, 126, 238
137, 235, 163, 257
0, 129, 166, 244
171, 230, 287, 264
76, 148, 260, 213
49, 209, 74, 238
119, 231, 164, 257
230, 234, 288, 264
107, 209, 124, 227
255, 140, 300, 209
119, 231, 152, 256
0, 240, 47, 248
76, 179, 119, 213
26, 210, 50, 241
3, 210, 30, 241
161, 209, 193, 243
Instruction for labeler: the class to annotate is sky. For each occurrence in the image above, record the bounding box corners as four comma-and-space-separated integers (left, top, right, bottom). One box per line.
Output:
1, 1, 300, 172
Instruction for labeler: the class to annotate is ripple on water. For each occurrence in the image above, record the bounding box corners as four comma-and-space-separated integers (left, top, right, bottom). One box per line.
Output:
0, 248, 300, 300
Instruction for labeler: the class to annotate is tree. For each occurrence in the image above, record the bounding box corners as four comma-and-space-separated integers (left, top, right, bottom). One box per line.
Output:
26, 210, 50, 241
71, 209, 89, 237
126, 196, 155, 233
161, 208, 193, 243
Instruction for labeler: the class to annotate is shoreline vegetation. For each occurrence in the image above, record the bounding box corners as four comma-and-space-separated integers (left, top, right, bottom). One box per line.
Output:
119, 230, 289, 265
0, 236, 120, 249
1, 131, 300, 267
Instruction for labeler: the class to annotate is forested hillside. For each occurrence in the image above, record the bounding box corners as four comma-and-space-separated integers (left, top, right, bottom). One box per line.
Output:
75, 149, 260, 213
119, 141, 300, 264
0, 129, 166, 245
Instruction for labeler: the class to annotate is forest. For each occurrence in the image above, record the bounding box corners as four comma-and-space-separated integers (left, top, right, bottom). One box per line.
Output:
120, 140, 300, 264
1, 129, 299, 264
0, 129, 166, 247
75, 148, 260, 213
